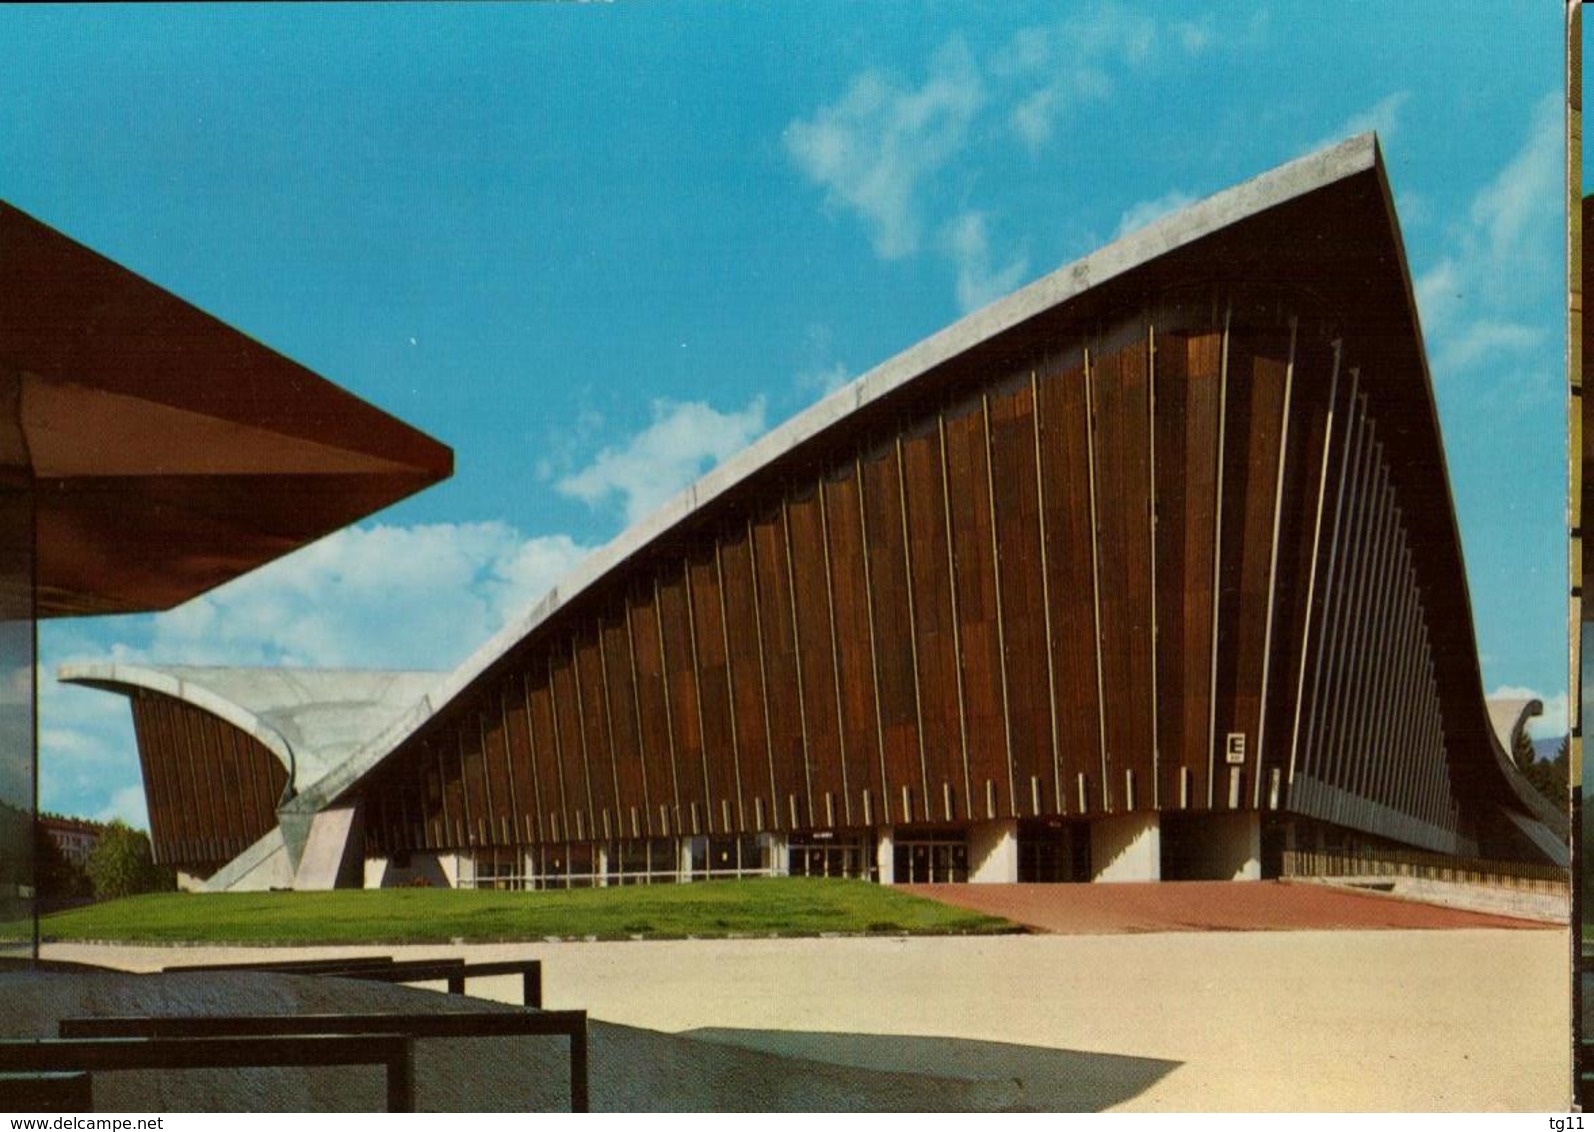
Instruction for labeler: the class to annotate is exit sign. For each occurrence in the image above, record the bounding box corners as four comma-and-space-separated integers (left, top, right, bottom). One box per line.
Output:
1225, 732, 1246, 765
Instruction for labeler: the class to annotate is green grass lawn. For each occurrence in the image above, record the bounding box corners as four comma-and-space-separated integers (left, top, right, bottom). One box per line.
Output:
39, 878, 1017, 945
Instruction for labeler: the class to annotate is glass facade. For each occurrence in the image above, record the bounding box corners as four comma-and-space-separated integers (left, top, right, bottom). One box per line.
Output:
0, 483, 35, 961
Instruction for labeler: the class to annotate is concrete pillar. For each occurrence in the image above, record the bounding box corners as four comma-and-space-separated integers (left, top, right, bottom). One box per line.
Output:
595, 843, 611, 887
363, 857, 389, 889
764, 832, 790, 877
1091, 812, 1161, 882
677, 838, 692, 883
875, 827, 895, 885
968, 819, 1018, 883
292, 805, 365, 890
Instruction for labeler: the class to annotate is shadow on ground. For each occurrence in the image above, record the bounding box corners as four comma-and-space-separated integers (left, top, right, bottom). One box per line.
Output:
1, 971, 1179, 1112
681, 1027, 1180, 1111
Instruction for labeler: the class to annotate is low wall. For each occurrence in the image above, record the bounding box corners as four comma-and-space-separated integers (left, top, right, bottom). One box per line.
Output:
1280, 847, 1566, 896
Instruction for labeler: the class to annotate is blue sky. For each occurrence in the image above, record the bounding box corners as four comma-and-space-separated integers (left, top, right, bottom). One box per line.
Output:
1, 3, 1565, 827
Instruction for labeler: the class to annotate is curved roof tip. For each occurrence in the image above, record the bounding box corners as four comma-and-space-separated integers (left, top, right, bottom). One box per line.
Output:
58, 661, 445, 798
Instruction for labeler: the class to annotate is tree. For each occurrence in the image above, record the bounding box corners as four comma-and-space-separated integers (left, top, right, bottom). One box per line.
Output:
85, 820, 174, 901
1517, 736, 1568, 811
34, 824, 91, 905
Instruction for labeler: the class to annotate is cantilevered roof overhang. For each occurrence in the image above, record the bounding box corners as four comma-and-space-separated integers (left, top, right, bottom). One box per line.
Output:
58, 663, 446, 796
0, 200, 453, 616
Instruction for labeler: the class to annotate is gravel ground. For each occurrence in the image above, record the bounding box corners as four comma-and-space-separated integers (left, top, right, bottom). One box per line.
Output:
41, 924, 1569, 1111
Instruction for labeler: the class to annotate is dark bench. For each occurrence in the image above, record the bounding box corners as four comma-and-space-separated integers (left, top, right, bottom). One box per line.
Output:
62, 1009, 588, 1112
162, 956, 543, 1008
0, 1034, 416, 1111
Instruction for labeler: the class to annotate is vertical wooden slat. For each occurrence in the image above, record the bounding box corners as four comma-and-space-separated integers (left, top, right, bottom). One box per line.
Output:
714, 542, 747, 828
1085, 347, 1111, 807
1251, 319, 1296, 806
1205, 311, 1232, 807
1286, 342, 1344, 788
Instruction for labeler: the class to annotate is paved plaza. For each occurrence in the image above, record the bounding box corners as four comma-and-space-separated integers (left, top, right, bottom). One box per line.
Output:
43, 914, 1568, 1110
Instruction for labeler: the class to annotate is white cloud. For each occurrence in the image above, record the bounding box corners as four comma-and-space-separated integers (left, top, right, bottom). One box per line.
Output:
1306, 91, 1409, 154
132, 522, 589, 671
97, 785, 149, 829
37, 520, 594, 827
998, 7, 1210, 152
1414, 92, 1560, 376
556, 396, 768, 526
797, 361, 850, 399
1111, 189, 1197, 241
784, 38, 982, 260
944, 210, 1030, 313
1490, 684, 1568, 741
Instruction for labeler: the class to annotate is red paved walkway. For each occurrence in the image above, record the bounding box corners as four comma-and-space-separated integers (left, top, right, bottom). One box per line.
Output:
905, 880, 1555, 933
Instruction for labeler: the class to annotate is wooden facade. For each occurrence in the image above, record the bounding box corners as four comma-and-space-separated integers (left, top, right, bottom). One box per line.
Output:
83, 139, 1564, 879
339, 303, 1473, 861
128, 691, 287, 869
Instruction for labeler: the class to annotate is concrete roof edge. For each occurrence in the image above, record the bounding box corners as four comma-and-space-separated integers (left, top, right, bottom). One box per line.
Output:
59, 660, 299, 777
298, 132, 1383, 811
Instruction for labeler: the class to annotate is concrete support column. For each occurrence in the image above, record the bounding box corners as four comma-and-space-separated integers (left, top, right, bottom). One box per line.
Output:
876, 827, 895, 885
363, 857, 389, 890
677, 838, 692, 883
595, 843, 610, 887
764, 832, 790, 877
968, 819, 1019, 883
1091, 812, 1161, 882
291, 804, 365, 890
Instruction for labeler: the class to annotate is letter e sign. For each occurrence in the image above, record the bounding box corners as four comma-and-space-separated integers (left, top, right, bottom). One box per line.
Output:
1225, 732, 1246, 765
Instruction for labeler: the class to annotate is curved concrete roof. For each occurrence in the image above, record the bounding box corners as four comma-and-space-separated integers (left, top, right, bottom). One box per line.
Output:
59, 663, 443, 797
289, 132, 1418, 815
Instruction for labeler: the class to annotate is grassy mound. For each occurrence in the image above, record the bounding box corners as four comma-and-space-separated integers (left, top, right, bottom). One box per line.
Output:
40, 877, 1017, 945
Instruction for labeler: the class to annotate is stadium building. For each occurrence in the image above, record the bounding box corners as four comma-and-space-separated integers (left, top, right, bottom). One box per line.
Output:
65, 135, 1567, 892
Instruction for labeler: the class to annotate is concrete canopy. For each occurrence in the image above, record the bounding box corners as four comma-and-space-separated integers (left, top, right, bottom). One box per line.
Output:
0, 200, 454, 617
58, 664, 446, 797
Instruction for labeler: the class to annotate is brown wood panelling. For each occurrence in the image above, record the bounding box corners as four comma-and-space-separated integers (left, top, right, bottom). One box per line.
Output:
900, 416, 964, 821
458, 713, 488, 846
550, 646, 592, 838
860, 440, 924, 820
601, 614, 647, 833
574, 629, 618, 836
688, 549, 739, 830
1260, 331, 1334, 805
787, 485, 846, 821
824, 462, 883, 823
128, 694, 288, 866
988, 375, 1051, 816
502, 676, 543, 842
525, 671, 567, 838
481, 688, 515, 844
751, 505, 807, 826
945, 397, 1008, 818
720, 524, 773, 828
1092, 334, 1156, 809
1211, 330, 1289, 807
1034, 349, 1100, 809
628, 580, 678, 831
657, 565, 707, 833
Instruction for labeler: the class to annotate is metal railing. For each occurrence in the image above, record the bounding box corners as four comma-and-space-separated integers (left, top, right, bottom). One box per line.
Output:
61, 1009, 590, 1112
162, 956, 544, 1008
1281, 847, 1567, 895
